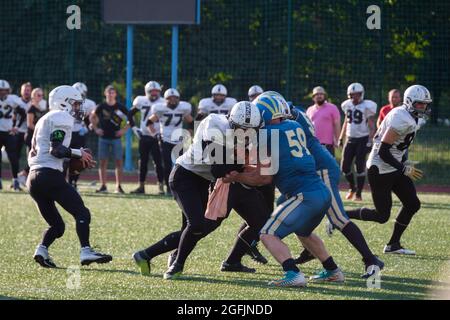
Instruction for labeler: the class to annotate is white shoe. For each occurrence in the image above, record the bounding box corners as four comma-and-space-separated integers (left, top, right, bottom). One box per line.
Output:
18, 174, 27, 188
268, 271, 307, 287
383, 243, 416, 255
80, 247, 113, 266
33, 244, 57, 268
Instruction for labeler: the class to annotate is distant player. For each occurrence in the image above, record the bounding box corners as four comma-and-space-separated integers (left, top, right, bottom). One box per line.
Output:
347, 85, 432, 255
227, 92, 344, 287
248, 85, 264, 102
339, 83, 377, 201
196, 84, 237, 120
128, 81, 165, 195
0, 80, 26, 191
147, 88, 193, 196
69, 82, 96, 188
28, 85, 112, 268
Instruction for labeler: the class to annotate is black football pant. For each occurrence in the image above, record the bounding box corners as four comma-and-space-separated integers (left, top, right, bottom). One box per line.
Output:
341, 136, 370, 196
162, 141, 179, 191
0, 131, 19, 179
27, 168, 91, 248
67, 131, 87, 185
139, 136, 164, 184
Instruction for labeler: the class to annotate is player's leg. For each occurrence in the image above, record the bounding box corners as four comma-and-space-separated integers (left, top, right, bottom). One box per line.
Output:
0, 134, 4, 189
52, 170, 112, 265
354, 136, 369, 201
164, 165, 211, 279
149, 136, 165, 195
341, 140, 357, 200
112, 138, 124, 193
162, 141, 176, 196
96, 138, 108, 192
131, 136, 150, 194
5, 134, 20, 190
384, 174, 421, 255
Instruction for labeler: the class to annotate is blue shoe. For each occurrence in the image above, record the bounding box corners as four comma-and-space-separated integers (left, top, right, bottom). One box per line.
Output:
268, 271, 307, 287
310, 268, 345, 283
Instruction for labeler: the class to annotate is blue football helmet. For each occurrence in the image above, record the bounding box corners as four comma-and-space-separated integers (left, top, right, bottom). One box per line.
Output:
254, 91, 288, 125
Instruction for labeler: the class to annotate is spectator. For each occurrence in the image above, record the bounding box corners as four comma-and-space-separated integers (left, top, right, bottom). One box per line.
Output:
377, 89, 402, 128
90, 85, 129, 194
306, 86, 341, 156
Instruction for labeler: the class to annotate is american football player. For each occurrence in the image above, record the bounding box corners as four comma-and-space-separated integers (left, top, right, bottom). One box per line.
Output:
196, 84, 237, 120
248, 85, 264, 102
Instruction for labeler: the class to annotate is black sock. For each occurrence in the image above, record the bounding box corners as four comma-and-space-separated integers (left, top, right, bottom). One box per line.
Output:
388, 221, 408, 245
341, 222, 375, 265
344, 173, 355, 191
282, 258, 299, 273
143, 231, 181, 260
76, 221, 90, 248
173, 228, 203, 267
356, 174, 365, 196
226, 226, 255, 264
322, 256, 338, 271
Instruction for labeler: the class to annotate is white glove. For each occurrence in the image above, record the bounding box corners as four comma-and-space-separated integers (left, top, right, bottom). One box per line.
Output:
403, 165, 423, 181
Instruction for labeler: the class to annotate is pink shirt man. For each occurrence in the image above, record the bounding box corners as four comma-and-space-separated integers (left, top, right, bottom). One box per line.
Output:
306, 102, 341, 145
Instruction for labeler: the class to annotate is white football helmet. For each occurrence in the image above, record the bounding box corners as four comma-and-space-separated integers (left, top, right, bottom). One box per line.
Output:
347, 83, 365, 101
404, 85, 432, 117
229, 101, 262, 129
72, 82, 88, 99
248, 85, 264, 101
49, 85, 84, 119
0, 80, 11, 91
145, 81, 161, 93
164, 88, 180, 99
211, 84, 227, 96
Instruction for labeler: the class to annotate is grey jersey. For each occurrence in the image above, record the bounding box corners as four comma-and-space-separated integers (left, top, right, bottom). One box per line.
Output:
152, 101, 192, 144
133, 96, 163, 136
73, 98, 95, 132
341, 99, 377, 138
367, 106, 419, 174
0, 95, 21, 132
177, 114, 230, 181
198, 97, 237, 115
28, 110, 74, 172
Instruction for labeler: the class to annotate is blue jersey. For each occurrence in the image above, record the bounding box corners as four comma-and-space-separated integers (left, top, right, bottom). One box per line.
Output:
265, 119, 324, 196
291, 108, 339, 175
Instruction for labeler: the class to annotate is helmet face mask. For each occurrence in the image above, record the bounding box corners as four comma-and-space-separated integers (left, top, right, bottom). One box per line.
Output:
211, 84, 227, 104
404, 85, 432, 118
213, 94, 226, 105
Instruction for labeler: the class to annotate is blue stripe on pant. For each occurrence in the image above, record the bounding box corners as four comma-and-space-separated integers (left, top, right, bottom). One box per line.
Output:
261, 187, 331, 238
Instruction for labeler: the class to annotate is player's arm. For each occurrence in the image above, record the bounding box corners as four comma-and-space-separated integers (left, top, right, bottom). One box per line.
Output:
115, 105, 131, 138
338, 115, 347, 147
90, 107, 103, 136
146, 113, 159, 135
379, 128, 422, 180
27, 108, 36, 131
224, 166, 273, 187
368, 115, 376, 142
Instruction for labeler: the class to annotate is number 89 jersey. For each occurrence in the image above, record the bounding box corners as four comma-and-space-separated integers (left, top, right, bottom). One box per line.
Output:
152, 101, 192, 144
367, 106, 419, 174
341, 99, 377, 138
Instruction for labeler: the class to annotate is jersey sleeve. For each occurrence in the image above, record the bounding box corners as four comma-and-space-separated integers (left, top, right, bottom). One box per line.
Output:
388, 111, 413, 136
132, 97, 142, 109
182, 102, 192, 116
151, 104, 165, 119
341, 101, 348, 113
366, 101, 377, 117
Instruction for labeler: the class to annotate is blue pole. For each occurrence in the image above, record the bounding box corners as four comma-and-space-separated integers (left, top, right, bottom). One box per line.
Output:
171, 25, 179, 88
125, 25, 134, 172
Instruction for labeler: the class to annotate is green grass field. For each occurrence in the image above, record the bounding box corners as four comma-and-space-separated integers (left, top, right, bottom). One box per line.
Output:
0, 184, 449, 300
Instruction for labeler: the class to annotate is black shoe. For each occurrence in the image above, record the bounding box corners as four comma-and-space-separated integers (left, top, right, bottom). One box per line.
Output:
246, 244, 268, 264
130, 186, 145, 194
167, 251, 177, 268
164, 263, 184, 280
96, 185, 108, 193
0, 179, 3, 190
362, 256, 385, 279
13, 179, 22, 191
115, 185, 125, 194
221, 261, 256, 273
294, 248, 316, 265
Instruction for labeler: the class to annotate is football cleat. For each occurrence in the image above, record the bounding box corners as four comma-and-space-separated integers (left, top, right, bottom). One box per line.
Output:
383, 243, 416, 255
163, 263, 183, 280
133, 251, 151, 276
246, 244, 268, 264
354, 194, 363, 201
294, 248, 316, 265
158, 183, 165, 195
362, 256, 385, 279
130, 186, 145, 194
345, 190, 355, 200
12, 179, 22, 191
33, 244, 57, 268
80, 247, 113, 266
95, 185, 108, 193
310, 268, 345, 283
268, 271, 307, 287
221, 261, 256, 273
115, 185, 125, 194
325, 221, 335, 237
167, 251, 177, 268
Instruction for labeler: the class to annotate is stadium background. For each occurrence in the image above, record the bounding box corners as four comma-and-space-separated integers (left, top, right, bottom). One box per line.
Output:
1, 0, 449, 185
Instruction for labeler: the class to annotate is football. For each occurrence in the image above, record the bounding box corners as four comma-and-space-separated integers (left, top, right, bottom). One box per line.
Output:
69, 148, 92, 174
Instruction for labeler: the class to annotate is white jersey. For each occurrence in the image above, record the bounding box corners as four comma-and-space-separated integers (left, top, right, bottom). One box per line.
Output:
0, 95, 22, 132
17, 98, 32, 133
132, 96, 163, 136
28, 110, 74, 172
73, 98, 96, 132
367, 106, 419, 174
198, 97, 237, 115
341, 99, 377, 138
177, 114, 230, 181
152, 101, 192, 144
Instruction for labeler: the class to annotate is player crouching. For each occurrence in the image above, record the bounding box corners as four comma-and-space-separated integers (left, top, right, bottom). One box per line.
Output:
28, 85, 112, 268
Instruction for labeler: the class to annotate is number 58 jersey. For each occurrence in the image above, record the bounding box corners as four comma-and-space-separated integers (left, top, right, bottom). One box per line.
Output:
367, 106, 419, 174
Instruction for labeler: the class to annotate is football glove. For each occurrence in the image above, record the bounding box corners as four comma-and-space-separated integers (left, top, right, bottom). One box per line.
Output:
402, 165, 423, 181
132, 127, 142, 140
